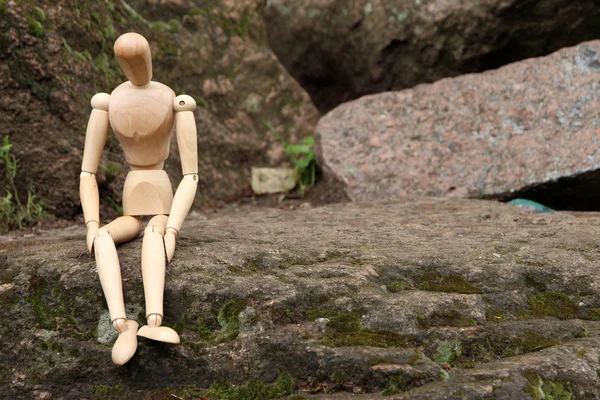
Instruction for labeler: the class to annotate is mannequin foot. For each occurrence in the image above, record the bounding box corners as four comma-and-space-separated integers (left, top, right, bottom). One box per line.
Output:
137, 325, 180, 343
137, 314, 180, 344
111, 319, 139, 366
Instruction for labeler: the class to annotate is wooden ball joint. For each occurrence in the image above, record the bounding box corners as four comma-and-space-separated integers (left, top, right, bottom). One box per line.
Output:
79, 32, 198, 366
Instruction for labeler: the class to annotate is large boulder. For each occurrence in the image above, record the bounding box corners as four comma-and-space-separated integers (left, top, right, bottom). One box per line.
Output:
317, 41, 600, 210
0, 0, 318, 227
3, 198, 600, 398
263, 0, 600, 112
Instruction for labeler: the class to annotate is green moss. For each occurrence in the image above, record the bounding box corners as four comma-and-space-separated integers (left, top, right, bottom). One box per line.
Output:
331, 370, 345, 387
174, 314, 214, 342
415, 272, 483, 294
419, 309, 477, 328
527, 292, 578, 319
523, 372, 573, 400
574, 327, 589, 338
229, 255, 268, 275
206, 369, 295, 400
432, 340, 462, 364
323, 313, 408, 348
26, 276, 79, 332
523, 371, 544, 400
542, 381, 573, 400
28, 19, 44, 37
580, 307, 600, 320
214, 300, 246, 342
409, 349, 423, 365
150, 18, 181, 33
0, 0, 7, 15
33, 6, 46, 22
576, 349, 587, 357
99, 162, 122, 182
93, 384, 124, 400
381, 376, 407, 396
520, 331, 560, 353
387, 280, 411, 293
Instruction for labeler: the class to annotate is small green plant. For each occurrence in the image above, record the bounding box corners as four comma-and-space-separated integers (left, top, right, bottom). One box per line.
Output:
281, 135, 317, 196
107, 196, 123, 216
27, 18, 44, 37
0, 136, 45, 232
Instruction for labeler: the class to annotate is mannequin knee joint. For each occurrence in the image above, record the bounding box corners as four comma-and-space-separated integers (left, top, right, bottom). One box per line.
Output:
96, 228, 112, 238
144, 224, 164, 236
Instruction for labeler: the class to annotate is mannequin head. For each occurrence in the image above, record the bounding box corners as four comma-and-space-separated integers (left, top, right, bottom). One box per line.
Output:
114, 32, 152, 86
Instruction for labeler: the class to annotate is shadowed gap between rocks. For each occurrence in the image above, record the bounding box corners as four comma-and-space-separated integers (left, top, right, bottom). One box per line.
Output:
480, 169, 600, 211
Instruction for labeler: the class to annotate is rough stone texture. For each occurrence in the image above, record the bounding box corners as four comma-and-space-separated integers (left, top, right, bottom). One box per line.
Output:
317, 41, 600, 210
0, 0, 318, 224
3, 198, 600, 398
263, 0, 600, 112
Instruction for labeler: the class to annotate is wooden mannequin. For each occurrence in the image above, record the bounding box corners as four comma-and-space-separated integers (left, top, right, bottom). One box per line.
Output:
80, 32, 198, 366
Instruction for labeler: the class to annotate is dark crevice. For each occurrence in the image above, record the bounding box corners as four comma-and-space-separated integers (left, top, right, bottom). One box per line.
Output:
479, 169, 600, 211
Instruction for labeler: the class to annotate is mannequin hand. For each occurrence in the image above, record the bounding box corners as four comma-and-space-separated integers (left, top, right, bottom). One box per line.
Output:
164, 228, 177, 263
86, 221, 99, 254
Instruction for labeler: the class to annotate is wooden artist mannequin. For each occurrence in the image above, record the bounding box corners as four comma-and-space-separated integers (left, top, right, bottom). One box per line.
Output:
80, 32, 198, 366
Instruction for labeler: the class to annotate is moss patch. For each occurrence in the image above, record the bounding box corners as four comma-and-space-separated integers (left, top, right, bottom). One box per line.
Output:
418, 309, 477, 328
526, 291, 600, 321
523, 372, 573, 400
306, 308, 341, 321
93, 384, 125, 400
215, 299, 246, 341
323, 313, 409, 348
28, 18, 44, 37
387, 280, 411, 293
527, 292, 578, 319
520, 331, 560, 353
205, 369, 295, 400
381, 376, 407, 396
179, 300, 247, 347
26, 275, 80, 332
431, 340, 462, 364
443, 329, 561, 368
415, 272, 483, 294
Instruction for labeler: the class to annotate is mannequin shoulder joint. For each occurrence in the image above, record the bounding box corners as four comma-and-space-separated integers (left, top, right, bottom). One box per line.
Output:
174, 95, 196, 112
91, 93, 111, 111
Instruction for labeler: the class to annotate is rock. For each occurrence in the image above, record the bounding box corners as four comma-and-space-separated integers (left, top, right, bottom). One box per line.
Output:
263, 0, 600, 112
251, 167, 296, 194
0, 0, 318, 225
3, 198, 600, 398
317, 41, 600, 210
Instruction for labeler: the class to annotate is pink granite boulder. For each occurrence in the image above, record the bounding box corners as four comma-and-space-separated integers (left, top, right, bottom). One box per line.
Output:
317, 41, 600, 209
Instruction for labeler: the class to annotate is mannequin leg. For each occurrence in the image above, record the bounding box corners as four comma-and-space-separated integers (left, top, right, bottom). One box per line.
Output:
94, 215, 143, 365
137, 215, 180, 343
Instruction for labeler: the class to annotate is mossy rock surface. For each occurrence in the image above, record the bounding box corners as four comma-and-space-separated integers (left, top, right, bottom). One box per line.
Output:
3, 198, 600, 398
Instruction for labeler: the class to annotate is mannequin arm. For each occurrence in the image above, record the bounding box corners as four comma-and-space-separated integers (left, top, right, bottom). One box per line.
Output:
80, 93, 110, 252
165, 95, 198, 261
